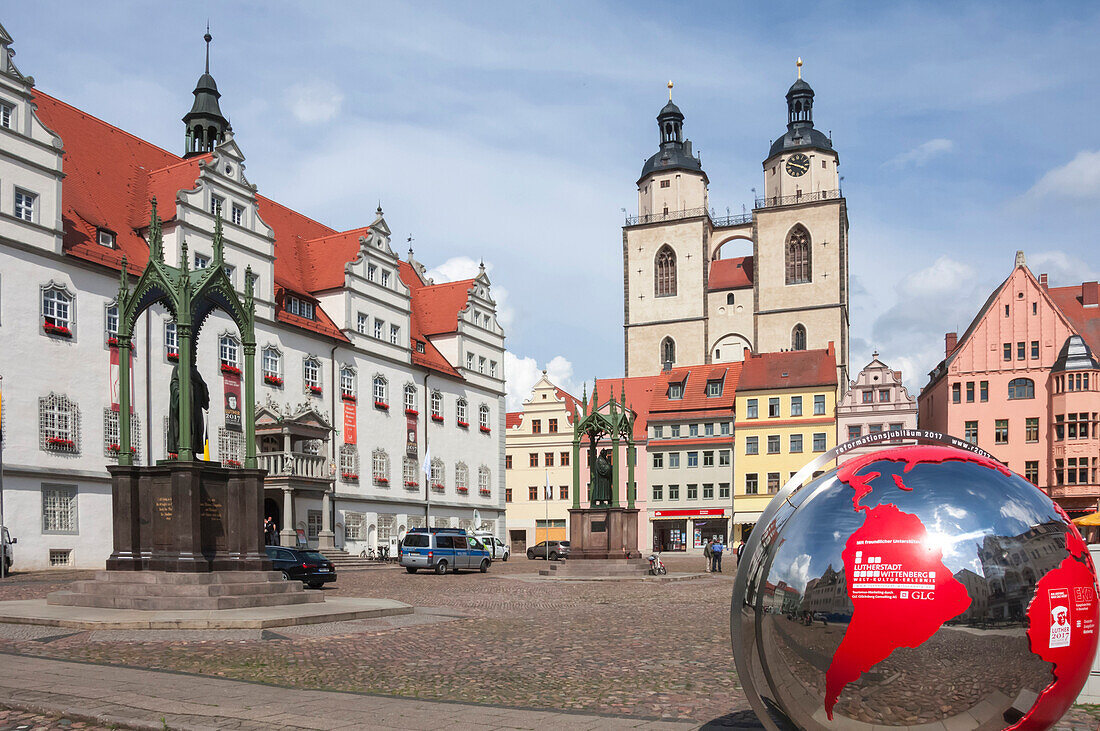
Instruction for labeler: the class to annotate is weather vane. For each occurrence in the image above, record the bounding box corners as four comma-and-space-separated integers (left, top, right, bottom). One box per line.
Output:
796, 57, 802, 79
667, 80, 673, 100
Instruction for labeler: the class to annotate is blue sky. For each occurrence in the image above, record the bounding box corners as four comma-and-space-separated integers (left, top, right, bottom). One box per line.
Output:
11, 2, 1100, 408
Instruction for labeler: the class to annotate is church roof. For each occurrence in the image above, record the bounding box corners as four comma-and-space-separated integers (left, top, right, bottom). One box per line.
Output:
768, 125, 833, 158
639, 142, 706, 183
708, 256, 753, 291
31, 88, 474, 378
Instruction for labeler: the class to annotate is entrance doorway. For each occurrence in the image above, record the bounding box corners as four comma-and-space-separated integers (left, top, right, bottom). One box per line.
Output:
509, 530, 527, 554
263, 498, 280, 545
652, 520, 687, 551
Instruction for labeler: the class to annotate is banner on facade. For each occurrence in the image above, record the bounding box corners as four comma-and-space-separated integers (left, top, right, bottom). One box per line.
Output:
223, 372, 242, 432
108, 346, 134, 413
406, 413, 418, 457
343, 399, 357, 445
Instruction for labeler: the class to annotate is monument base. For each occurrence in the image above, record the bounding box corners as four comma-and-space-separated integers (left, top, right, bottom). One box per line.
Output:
107, 461, 270, 573
568, 507, 641, 560
46, 571, 322, 610
539, 558, 650, 578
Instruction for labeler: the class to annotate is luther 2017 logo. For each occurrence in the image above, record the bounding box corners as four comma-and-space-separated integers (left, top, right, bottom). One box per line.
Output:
1049, 588, 1072, 649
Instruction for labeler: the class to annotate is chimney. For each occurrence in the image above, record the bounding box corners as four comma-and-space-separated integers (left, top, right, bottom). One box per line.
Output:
1039, 273, 1048, 289
1084, 281, 1099, 308
945, 332, 958, 357
662, 360, 672, 373
827, 340, 835, 357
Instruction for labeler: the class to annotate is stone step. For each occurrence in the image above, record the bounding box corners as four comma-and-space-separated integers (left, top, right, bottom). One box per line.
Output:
46, 590, 325, 611
92, 570, 285, 585
67, 580, 304, 598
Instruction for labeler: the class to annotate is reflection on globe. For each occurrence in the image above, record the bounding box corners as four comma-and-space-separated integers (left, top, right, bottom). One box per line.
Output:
731, 443, 1100, 731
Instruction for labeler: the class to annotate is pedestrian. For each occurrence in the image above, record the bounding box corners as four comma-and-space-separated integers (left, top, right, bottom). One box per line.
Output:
264, 516, 276, 546
736, 538, 747, 567
703, 538, 713, 572
712, 539, 724, 572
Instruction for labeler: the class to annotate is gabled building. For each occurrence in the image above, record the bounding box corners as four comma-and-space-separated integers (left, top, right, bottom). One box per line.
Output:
0, 25, 506, 568
836, 352, 917, 462
919, 252, 1100, 515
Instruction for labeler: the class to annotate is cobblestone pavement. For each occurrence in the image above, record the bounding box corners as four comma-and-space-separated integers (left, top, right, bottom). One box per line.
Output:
0, 704, 109, 730
0, 561, 1097, 729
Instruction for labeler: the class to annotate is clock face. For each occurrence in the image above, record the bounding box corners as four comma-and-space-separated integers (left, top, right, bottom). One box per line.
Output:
785, 153, 810, 177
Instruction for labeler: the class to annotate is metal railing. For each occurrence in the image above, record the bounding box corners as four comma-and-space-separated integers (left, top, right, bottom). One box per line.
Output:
754, 189, 841, 209
259, 451, 330, 480
625, 208, 754, 228
710, 212, 753, 227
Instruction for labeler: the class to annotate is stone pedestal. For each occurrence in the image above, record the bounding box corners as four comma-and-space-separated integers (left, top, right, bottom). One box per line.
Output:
568, 507, 641, 560
107, 461, 270, 572
46, 570, 323, 610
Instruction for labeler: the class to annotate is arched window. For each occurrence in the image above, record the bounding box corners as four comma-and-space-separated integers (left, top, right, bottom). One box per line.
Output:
655, 245, 677, 297
404, 384, 417, 413
478, 404, 490, 431
785, 225, 811, 285
430, 458, 445, 490
455, 462, 469, 494
430, 390, 443, 420
372, 448, 389, 485
403, 457, 418, 487
340, 444, 359, 482
1008, 378, 1035, 400
792, 324, 807, 351
478, 466, 491, 496
262, 346, 282, 385
219, 334, 239, 368
726, 293, 735, 305
661, 336, 675, 367
373, 376, 388, 407
303, 356, 321, 392
340, 366, 356, 399
456, 398, 468, 426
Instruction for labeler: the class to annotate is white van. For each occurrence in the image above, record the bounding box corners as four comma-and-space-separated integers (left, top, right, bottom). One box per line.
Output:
473, 531, 509, 561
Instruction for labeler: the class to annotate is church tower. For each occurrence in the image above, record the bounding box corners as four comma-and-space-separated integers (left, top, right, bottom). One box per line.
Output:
623, 84, 711, 377
183, 29, 231, 157
753, 60, 849, 385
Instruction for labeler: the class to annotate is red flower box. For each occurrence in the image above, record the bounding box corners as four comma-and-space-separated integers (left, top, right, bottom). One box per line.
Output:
167, 351, 179, 362
167, 452, 178, 460
374, 476, 389, 485
309, 385, 323, 395
46, 437, 76, 450
404, 480, 419, 488
224, 459, 242, 468
405, 408, 419, 417
220, 363, 241, 376
108, 443, 136, 454
479, 489, 492, 497
431, 414, 444, 423
43, 320, 72, 338
341, 393, 356, 402
264, 375, 283, 387
431, 483, 445, 492
107, 336, 119, 348
374, 400, 389, 410
456, 486, 469, 494
479, 426, 491, 434
342, 472, 359, 481
457, 420, 469, 429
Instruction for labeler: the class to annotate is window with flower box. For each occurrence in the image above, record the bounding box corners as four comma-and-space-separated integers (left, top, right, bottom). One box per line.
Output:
103, 408, 141, 463
456, 399, 468, 427
340, 444, 359, 482
165, 321, 178, 360
340, 366, 356, 400
455, 462, 469, 494
430, 391, 443, 422
219, 335, 240, 372
479, 404, 490, 433
431, 458, 445, 492
218, 428, 243, 467
373, 376, 389, 409
372, 448, 390, 485
478, 466, 491, 496
39, 393, 79, 453
41, 284, 73, 337
105, 302, 119, 345
262, 346, 282, 386
42, 484, 77, 534
403, 457, 418, 488
303, 357, 322, 394
404, 384, 417, 415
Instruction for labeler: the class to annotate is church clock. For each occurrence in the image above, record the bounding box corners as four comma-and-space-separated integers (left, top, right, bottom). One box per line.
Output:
785, 153, 810, 177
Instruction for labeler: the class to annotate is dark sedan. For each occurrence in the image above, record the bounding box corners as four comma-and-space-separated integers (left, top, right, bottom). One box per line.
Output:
264, 546, 337, 588
526, 540, 570, 560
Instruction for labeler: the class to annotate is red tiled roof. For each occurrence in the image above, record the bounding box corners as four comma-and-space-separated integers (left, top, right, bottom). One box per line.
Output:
708, 256, 753, 291
31, 89, 471, 375
593, 375, 664, 441
649, 362, 742, 416
1047, 283, 1100, 355
737, 345, 837, 391
506, 412, 523, 429
554, 387, 582, 424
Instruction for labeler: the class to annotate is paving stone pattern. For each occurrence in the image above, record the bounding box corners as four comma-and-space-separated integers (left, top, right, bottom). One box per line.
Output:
0, 561, 1096, 730
0, 705, 110, 730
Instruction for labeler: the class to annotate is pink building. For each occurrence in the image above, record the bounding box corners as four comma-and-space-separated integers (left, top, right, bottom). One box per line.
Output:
919, 253, 1100, 516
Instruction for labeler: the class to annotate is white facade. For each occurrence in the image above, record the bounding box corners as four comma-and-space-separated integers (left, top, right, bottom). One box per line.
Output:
0, 24, 506, 569
836, 352, 917, 463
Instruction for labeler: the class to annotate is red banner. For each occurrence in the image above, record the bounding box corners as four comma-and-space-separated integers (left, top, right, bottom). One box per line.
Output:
406, 413, 418, 457
223, 372, 242, 432
109, 346, 134, 413
343, 399, 357, 445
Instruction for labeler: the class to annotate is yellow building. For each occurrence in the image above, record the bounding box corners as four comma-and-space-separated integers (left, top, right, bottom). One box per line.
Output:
504, 374, 580, 555
733, 344, 838, 541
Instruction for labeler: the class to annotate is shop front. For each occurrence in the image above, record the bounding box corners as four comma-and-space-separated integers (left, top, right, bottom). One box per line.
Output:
652, 509, 728, 553
733, 511, 762, 542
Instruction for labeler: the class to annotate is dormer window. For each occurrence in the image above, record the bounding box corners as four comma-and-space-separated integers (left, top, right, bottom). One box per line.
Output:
706, 379, 722, 397
286, 295, 314, 320
416, 341, 425, 354
668, 382, 683, 400
97, 229, 116, 248
0, 100, 13, 128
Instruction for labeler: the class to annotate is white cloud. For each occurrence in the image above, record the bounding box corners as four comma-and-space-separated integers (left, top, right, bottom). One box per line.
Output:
1024, 150, 1100, 203
1027, 250, 1100, 286
502, 352, 579, 412
425, 256, 515, 333
886, 138, 953, 168
285, 80, 344, 124
782, 553, 813, 592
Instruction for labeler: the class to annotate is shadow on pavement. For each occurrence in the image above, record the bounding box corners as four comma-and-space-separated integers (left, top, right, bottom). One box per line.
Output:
699, 709, 765, 730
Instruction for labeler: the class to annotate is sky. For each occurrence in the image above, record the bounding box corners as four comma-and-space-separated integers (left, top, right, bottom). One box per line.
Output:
10, 2, 1100, 409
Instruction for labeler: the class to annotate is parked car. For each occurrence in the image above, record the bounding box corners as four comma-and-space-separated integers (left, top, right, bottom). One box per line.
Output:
473, 531, 509, 561
400, 528, 491, 574
526, 540, 570, 561
264, 545, 337, 589
1, 527, 14, 575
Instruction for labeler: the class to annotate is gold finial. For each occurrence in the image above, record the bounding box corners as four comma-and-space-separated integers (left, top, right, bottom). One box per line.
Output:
668, 80, 673, 100
796, 57, 803, 79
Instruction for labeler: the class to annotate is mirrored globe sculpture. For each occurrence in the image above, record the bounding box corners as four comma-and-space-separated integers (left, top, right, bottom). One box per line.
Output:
732, 435, 1099, 730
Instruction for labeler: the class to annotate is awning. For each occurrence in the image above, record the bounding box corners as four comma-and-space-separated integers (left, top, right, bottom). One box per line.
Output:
733, 512, 763, 524
1072, 512, 1100, 527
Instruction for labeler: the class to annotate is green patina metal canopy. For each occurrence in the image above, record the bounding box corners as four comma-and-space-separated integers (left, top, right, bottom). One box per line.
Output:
113, 199, 257, 467
570, 383, 637, 510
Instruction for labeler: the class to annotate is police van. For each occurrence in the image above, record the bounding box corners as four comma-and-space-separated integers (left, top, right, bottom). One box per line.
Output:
399, 527, 492, 575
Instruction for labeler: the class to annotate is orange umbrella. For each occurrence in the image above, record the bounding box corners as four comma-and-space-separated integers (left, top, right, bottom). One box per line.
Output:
1071, 512, 1100, 527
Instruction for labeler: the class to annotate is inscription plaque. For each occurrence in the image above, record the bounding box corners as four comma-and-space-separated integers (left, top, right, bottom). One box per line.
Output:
155, 496, 173, 520
591, 520, 606, 533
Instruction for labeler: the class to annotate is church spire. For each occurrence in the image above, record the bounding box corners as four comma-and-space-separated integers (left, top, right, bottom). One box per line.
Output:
183, 27, 230, 158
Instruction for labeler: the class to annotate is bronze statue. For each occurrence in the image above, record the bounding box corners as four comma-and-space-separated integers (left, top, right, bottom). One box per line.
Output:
168, 362, 209, 456
589, 444, 613, 506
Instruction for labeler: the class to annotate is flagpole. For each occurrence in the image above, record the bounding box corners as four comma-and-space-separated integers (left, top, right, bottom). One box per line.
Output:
545, 469, 550, 561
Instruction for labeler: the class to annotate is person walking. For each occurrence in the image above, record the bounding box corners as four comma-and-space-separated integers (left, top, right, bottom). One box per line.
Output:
736, 538, 747, 567
703, 538, 713, 573
712, 539, 724, 573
